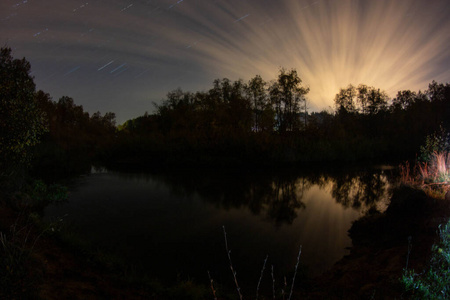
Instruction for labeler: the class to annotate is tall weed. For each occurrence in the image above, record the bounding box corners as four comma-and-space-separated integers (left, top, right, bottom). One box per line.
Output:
399, 152, 449, 196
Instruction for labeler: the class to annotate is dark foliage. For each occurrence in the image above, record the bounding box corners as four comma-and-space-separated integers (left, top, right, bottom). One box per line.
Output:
33, 91, 117, 179
0, 48, 47, 176
112, 75, 450, 167
2, 46, 450, 171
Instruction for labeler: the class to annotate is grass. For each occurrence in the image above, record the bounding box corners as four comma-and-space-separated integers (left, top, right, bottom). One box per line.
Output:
0, 180, 68, 299
0, 213, 54, 298
399, 152, 450, 198
401, 220, 450, 299
399, 151, 450, 299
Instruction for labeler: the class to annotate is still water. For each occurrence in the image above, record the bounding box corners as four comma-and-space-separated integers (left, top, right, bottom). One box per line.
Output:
44, 166, 393, 292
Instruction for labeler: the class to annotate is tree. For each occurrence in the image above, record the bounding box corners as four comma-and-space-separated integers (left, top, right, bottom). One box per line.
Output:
269, 68, 309, 133
335, 84, 388, 115
356, 84, 369, 114
365, 87, 389, 115
391, 90, 417, 111
227, 79, 253, 135
334, 84, 357, 114
246, 75, 268, 132
427, 80, 450, 103
0, 47, 47, 171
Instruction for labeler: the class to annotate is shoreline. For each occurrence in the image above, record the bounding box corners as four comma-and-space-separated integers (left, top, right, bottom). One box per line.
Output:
1, 182, 448, 299
303, 185, 450, 299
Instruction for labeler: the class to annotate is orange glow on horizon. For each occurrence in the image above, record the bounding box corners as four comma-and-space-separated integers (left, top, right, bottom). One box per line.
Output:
179, 0, 450, 111
2, 0, 448, 120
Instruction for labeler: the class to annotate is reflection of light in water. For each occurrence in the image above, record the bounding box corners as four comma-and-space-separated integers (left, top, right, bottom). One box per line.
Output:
185, 0, 450, 110
44, 168, 392, 288
296, 183, 359, 274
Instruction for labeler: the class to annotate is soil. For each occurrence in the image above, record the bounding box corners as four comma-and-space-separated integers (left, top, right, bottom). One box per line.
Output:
301, 185, 450, 299
0, 201, 156, 300
1, 184, 449, 299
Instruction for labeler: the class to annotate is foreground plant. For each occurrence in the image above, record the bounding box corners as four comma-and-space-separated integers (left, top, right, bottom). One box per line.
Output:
401, 220, 450, 299
212, 226, 303, 299
0, 216, 42, 297
399, 151, 449, 198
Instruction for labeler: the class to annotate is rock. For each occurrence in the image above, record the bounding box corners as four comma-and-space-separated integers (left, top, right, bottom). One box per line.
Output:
446, 190, 450, 201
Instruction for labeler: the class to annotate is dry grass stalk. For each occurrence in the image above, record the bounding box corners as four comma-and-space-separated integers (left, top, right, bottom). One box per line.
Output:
207, 271, 217, 300
400, 161, 415, 184
282, 276, 287, 300
256, 254, 268, 300
271, 265, 275, 300
217, 228, 305, 299
288, 244, 302, 300
433, 152, 449, 178
222, 226, 243, 300
400, 152, 449, 194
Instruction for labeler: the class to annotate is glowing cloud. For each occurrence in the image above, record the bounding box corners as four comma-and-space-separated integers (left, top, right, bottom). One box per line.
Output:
1, 0, 449, 121
175, 0, 450, 109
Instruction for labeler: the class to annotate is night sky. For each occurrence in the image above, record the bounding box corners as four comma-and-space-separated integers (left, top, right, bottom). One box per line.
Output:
2, 0, 449, 124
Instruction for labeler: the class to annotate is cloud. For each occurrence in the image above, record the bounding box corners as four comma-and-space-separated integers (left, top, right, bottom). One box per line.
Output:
1, 0, 449, 122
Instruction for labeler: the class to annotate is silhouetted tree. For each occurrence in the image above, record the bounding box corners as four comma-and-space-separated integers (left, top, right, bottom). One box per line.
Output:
269, 68, 309, 133
334, 84, 357, 114
0, 47, 47, 173
335, 84, 388, 115
364, 87, 389, 115
245, 75, 268, 132
114, 68, 450, 165
391, 90, 417, 111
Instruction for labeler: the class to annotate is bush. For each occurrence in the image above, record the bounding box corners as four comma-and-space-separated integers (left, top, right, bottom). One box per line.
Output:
401, 220, 450, 299
420, 125, 450, 162
11, 180, 68, 212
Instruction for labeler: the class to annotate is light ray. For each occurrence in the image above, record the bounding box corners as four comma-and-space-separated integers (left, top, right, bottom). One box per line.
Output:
1, 0, 449, 122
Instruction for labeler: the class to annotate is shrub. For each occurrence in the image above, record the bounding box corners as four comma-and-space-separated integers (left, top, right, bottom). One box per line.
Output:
420, 125, 450, 162
401, 220, 450, 299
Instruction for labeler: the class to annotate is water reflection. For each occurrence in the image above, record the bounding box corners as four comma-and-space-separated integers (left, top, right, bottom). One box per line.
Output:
329, 171, 390, 210
127, 167, 392, 226
45, 166, 393, 291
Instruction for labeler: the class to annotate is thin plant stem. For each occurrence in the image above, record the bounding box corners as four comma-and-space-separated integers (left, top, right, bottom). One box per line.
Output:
282, 276, 287, 300
288, 244, 302, 300
271, 265, 276, 300
223, 226, 243, 300
256, 254, 268, 300
207, 271, 218, 300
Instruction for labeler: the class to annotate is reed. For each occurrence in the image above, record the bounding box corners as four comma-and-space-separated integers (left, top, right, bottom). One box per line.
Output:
207, 271, 217, 300
222, 225, 243, 300
212, 226, 303, 300
399, 152, 449, 197
256, 254, 268, 300
288, 244, 302, 300
271, 265, 275, 300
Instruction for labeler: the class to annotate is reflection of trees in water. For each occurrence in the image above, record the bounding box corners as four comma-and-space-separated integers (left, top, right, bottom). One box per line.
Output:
190, 174, 307, 226
117, 167, 391, 225
327, 171, 390, 211
266, 178, 307, 225
244, 176, 308, 225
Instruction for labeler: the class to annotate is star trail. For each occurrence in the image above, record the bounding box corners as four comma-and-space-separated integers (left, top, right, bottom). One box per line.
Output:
1, 0, 449, 123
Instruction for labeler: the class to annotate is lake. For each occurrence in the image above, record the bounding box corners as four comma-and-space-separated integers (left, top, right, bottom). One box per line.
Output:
44, 166, 393, 294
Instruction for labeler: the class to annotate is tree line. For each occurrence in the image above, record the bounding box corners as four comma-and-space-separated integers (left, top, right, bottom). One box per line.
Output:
33, 91, 117, 177
1, 46, 449, 176
114, 70, 449, 166
0, 47, 117, 180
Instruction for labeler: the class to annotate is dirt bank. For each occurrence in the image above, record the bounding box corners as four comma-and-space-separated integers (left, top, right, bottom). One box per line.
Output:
303, 185, 450, 299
